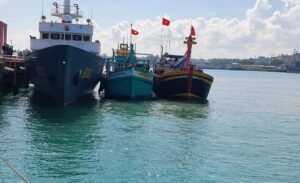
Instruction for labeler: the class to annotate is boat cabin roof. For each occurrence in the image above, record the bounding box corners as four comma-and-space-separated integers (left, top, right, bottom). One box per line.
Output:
163, 53, 184, 60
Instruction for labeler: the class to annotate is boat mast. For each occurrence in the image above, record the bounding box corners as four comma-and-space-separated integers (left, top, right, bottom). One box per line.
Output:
130, 24, 133, 46
160, 45, 164, 57
64, 0, 71, 14
64, 0, 71, 15
52, 0, 82, 21
128, 24, 137, 64
184, 28, 197, 69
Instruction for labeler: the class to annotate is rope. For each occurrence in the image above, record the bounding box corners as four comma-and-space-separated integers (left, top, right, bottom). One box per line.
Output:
0, 154, 29, 183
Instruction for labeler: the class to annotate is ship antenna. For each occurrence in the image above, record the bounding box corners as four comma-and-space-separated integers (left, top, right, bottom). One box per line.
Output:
42, 0, 44, 16
40, 0, 46, 22
90, 0, 94, 23
91, 6, 93, 23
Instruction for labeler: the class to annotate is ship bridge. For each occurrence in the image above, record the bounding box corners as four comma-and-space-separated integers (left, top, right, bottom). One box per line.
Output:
30, 0, 101, 55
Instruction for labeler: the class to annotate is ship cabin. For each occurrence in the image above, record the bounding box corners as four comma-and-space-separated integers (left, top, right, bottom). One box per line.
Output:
30, 0, 100, 55
116, 44, 130, 57
154, 54, 184, 74
110, 43, 150, 72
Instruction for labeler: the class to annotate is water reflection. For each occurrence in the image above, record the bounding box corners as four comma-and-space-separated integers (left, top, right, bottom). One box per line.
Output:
0, 89, 31, 130
151, 100, 211, 120
100, 99, 211, 121
0, 107, 6, 126
101, 99, 152, 118
25, 91, 105, 180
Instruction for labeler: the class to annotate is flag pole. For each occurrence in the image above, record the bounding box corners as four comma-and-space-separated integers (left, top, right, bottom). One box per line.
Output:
168, 25, 171, 53
160, 25, 163, 50
130, 23, 133, 46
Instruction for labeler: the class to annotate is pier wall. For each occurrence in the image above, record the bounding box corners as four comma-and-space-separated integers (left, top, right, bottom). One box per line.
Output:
0, 56, 28, 104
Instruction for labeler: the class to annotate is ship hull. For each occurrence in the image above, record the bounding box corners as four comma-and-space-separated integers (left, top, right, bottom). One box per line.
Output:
154, 69, 213, 102
105, 68, 153, 99
26, 45, 104, 105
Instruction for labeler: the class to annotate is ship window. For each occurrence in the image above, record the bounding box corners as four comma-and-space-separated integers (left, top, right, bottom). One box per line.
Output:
72, 35, 82, 41
65, 34, 71, 40
42, 33, 49, 39
61, 34, 69, 40
51, 34, 60, 40
83, 36, 90, 41
62, 34, 72, 40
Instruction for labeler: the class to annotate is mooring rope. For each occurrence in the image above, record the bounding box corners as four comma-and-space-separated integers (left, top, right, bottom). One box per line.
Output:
0, 154, 29, 183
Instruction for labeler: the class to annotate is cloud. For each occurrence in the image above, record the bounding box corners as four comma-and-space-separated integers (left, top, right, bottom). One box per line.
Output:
282, 0, 300, 8
9, 0, 300, 59
93, 0, 300, 58
247, 0, 272, 18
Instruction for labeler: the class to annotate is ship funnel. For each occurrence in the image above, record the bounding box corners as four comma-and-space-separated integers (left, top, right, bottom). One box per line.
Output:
64, 0, 71, 14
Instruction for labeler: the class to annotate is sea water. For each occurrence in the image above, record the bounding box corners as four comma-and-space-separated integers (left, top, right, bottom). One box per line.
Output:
0, 70, 299, 182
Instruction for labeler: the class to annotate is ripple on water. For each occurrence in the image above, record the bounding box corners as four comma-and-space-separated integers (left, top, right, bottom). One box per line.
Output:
0, 71, 300, 182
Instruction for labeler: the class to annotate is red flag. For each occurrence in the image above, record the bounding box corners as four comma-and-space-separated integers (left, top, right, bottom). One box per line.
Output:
191, 26, 196, 36
162, 18, 170, 26
131, 29, 139, 35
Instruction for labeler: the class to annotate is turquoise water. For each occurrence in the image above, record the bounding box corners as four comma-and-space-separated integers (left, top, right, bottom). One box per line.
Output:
0, 70, 300, 182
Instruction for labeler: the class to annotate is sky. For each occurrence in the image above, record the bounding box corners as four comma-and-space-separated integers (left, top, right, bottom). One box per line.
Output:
0, 0, 299, 59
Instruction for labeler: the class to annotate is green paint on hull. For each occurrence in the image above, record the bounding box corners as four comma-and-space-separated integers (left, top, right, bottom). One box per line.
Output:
105, 69, 153, 99
104, 43, 153, 100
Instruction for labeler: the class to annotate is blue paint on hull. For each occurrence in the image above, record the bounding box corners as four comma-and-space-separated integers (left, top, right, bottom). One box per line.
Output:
26, 45, 104, 105
105, 68, 153, 99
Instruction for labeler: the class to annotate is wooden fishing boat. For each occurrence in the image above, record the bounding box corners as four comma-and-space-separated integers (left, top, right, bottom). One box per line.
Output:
154, 27, 213, 102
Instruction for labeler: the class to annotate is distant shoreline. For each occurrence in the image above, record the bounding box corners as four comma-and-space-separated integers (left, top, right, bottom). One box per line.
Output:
203, 68, 300, 74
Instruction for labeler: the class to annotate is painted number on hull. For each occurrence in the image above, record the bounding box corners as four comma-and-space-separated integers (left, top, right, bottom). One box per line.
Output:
81, 68, 93, 79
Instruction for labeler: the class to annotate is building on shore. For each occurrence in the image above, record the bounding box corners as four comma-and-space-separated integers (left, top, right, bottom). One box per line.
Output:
0, 21, 8, 53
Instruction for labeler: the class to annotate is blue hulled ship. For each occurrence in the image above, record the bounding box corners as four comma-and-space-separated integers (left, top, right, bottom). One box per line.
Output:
103, 43, 153, 99
26, 0, 104, 105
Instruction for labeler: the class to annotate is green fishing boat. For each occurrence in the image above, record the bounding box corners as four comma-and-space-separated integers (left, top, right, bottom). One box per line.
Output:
103, 43, 153, 99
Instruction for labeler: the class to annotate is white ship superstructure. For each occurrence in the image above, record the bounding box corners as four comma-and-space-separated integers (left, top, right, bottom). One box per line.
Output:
30, 0, 100, 54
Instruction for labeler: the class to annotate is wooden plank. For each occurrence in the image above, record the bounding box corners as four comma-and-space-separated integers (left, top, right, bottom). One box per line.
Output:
4, 67, 14, 72
0, 56, 25, 63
